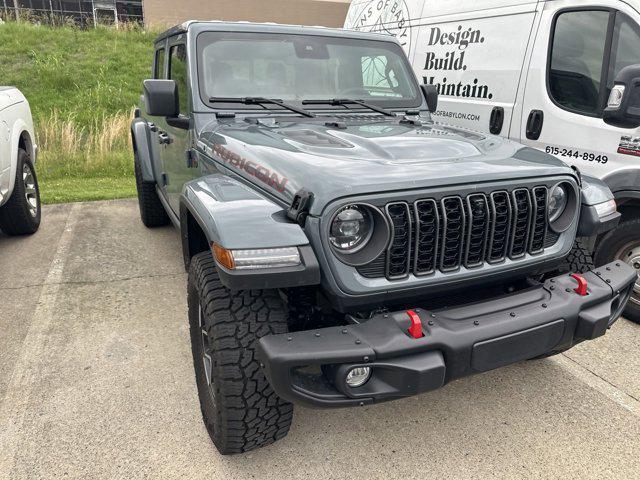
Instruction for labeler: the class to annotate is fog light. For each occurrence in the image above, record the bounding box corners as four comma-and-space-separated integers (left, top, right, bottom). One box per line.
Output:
345, 366, 371, 388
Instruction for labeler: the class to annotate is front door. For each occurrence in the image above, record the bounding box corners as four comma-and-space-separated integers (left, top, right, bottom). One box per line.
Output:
157, 37, 193, 215
519, 0, 640, 182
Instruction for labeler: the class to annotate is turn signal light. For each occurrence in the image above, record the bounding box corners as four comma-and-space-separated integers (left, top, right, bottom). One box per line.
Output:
213, 244, 235, 270
212, 244, 301, 270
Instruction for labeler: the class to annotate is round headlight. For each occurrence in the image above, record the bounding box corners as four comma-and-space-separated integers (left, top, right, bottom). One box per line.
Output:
548, 184, 568, 222
329, 205, 374, 253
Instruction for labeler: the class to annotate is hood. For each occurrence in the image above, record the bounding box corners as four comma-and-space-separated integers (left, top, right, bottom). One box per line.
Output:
196, 115, 572, 215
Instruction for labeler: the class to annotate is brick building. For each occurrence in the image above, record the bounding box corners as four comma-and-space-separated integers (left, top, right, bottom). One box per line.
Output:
143, 0, 351, 28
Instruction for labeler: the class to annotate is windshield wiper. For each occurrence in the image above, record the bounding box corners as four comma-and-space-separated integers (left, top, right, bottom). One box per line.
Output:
302, 98, 396, 117
209, 97, 315, 118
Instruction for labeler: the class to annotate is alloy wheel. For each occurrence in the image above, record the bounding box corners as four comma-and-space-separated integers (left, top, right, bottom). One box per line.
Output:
22, 163, 38, 218
616, 243, 640, 307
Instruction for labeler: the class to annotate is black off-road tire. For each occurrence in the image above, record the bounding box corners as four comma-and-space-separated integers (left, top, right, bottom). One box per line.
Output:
134, 151, 169, 228
595, 219, 640, 324
533, 239, 595, 360
0, 149, 41, 236
556, 238, 595, 274
188, 252, 294, 454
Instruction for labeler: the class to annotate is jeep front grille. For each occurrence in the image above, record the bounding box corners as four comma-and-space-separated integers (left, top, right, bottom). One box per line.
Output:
359, 186, 551, 280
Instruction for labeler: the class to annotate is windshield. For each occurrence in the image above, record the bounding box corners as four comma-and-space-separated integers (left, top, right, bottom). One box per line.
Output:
197, 32, 421, 110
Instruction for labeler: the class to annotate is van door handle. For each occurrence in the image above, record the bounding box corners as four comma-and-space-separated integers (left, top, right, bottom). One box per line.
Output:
526, 110, 544, 140
489, 106, 504, 134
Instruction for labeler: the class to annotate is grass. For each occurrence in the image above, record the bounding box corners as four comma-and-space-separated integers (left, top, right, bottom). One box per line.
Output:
0, 21, 157, 203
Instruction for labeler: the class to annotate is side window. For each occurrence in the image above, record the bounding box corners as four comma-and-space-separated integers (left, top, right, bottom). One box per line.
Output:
608, 13, 640, 88
154, 48, 166, 79
549, 10, 610, 116
169, 44, 188, 116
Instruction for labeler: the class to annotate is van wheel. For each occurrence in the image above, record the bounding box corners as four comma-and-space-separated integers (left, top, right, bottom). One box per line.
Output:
0, 149, 41, 235
188, 252, 293, 454
134, 151, 169, 228
595, 219, 640, 324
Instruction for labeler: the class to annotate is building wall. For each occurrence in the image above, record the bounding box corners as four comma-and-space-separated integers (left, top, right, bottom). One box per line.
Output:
143, 0, 351, 28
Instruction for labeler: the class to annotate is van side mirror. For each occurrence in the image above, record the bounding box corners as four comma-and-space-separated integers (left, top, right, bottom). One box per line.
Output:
421, 84, 439, 113
143, 79, 179, 118
603, 64, 640, 129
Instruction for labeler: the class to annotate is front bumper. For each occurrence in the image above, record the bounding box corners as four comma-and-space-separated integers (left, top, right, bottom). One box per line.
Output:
257, 261, 636, 408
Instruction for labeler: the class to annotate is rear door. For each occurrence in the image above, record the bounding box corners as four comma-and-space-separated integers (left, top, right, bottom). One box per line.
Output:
518, 0, 640, 181
0, 90, 18, 201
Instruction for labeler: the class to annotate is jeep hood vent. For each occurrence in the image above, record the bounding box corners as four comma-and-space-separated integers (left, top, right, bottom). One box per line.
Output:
280, 129, 353, 148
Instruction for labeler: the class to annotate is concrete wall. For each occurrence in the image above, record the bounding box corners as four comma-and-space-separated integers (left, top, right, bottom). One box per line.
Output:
143, 0, 351, 28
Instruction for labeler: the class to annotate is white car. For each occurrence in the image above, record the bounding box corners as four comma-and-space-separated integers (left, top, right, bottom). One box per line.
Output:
0, 87, 40, 235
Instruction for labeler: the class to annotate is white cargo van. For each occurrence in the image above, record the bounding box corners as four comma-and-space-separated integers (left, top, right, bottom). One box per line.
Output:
346, 0, 640, 321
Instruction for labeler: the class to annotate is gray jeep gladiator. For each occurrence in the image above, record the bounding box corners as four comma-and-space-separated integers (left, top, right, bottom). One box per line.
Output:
132, 21, 637, 455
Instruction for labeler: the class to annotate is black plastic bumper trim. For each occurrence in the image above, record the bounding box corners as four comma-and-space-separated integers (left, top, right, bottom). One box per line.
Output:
577, 205, 620, 237
256, 261, 636, 408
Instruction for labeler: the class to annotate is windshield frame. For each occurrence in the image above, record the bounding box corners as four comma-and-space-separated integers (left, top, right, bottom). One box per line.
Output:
195, 30, 422, 113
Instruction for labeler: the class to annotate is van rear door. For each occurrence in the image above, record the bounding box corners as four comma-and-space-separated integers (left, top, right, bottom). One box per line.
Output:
518, 0, 640, 184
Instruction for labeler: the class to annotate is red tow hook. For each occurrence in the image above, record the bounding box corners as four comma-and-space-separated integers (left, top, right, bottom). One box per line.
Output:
406, 310, 424, 339
570, 273, 589, 296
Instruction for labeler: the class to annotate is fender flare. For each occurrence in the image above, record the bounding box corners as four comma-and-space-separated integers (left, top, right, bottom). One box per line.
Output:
580, 174, 615, 205
602, 169, 640, 202
8, 118, 35, 195
180, 172, 320, 290
131, 118, 156, 183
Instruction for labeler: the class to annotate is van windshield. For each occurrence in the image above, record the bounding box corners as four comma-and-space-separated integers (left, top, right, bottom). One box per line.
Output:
197, 32, 421, 110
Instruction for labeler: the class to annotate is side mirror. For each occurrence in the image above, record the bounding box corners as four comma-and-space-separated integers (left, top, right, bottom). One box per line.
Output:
603, 64, 640, 129
421, 84, 439, 113
143, 79, 179, 118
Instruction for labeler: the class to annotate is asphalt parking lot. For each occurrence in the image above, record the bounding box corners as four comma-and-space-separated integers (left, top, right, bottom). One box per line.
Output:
1, 198, 639, 480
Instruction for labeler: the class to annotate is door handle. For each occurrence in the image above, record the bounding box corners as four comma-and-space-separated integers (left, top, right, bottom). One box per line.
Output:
526, 110, 544, 140
489, 106, 504, 135
148, 122, 157, 132
158, 132, 173, 145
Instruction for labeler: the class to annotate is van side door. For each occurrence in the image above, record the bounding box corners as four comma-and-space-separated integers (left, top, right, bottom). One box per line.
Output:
411, 2, 539, 135
518, 1, 640, 185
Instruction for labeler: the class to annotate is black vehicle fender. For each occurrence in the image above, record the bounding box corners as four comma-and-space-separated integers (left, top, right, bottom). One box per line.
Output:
601, 169, 640, 203
180, 173, 320, 289
131, 118, 156, 183
598, 170, 640, 223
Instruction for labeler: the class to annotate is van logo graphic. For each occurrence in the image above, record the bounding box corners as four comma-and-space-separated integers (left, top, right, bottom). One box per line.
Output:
618, 135, 640, 157
350, 1, 412, 51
